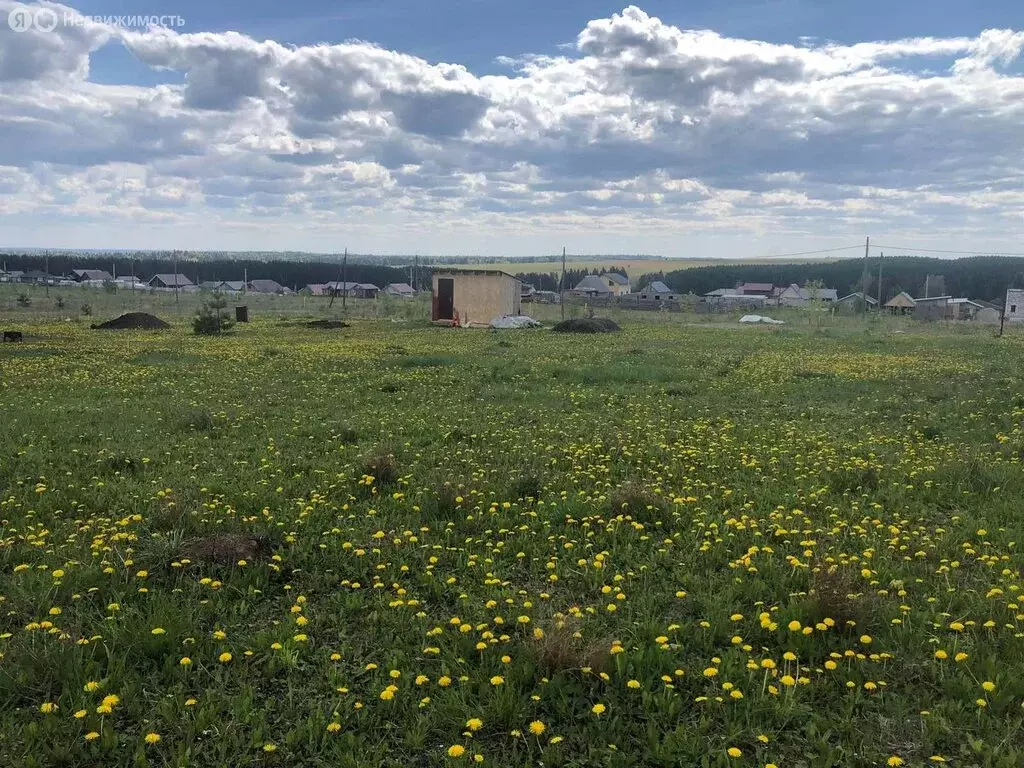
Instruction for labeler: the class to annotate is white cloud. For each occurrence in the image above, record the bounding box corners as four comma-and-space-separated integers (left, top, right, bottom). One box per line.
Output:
0, 1, 1022, 254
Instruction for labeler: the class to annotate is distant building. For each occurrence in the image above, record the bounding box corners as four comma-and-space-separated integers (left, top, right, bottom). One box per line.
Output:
0, 270, 24, 283
637, 281, 676, 300
302, 283, 330, 296
432, 269, 521, 326
836, 292, 879, 308
247, 279, 291, 294
72, 269, 113, 283
1005, 289, 1024, 322
385, 282, 416, 298
776, 283, 839, 306
572, 275, 615, 297
736, 282, 774, 297
605, 273, 631, 295
324, 281, 379, 299
884, 291, 916, 314
148, 274, 195, 289
20, 270, 61, 285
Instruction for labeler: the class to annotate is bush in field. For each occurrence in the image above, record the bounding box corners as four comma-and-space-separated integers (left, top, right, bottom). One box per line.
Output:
16, 292, 30, 307
192, 290, 235, 335
81, 303, 92, 316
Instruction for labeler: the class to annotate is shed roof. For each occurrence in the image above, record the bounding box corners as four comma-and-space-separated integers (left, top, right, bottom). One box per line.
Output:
433, 268, 520, 281
838, 292, 878, 305
885, 291, 917, 308
605, 272, 629, 285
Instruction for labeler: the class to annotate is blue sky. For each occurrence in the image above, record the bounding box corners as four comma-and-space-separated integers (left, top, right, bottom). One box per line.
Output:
1, 1, 1022, 256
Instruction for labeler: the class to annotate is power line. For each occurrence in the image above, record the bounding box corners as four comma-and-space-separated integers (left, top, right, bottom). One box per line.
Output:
872, 244, 1024, 257
729, 244, 865, 260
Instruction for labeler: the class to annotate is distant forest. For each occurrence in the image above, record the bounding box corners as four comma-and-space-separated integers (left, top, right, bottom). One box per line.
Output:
645, 256, 1024, 303
0, 253, 419, 292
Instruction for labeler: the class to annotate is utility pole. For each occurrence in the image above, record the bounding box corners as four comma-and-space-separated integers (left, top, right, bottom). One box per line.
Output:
45, 250, 50, 297
924, 274, 930, 299
860, 236, 869, 317
342, 249, 348, 311
1000, 288, 1007, 337
173, 250, 179, 305
560, 246, 566, 321
877, 251, 883, 308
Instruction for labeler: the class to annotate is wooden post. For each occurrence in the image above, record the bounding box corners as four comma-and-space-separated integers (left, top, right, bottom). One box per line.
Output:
560, 246, 566, 321
876, 251, 883, 309
173, 250, 179, 305
1000, 289, 1007, 337
342, 249, 348, 311
860, 236, 869, 317
44, 250, 50, 297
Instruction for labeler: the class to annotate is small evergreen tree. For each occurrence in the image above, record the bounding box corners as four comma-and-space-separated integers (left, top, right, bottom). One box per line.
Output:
192, 291, 234, 335
16, 293, 30, 307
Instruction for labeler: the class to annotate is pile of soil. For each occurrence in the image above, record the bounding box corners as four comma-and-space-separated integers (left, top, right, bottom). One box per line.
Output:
178, 534, 272, 566
306, 319, 350, 329
92, 312, 170, 330
551, 318, 621, 333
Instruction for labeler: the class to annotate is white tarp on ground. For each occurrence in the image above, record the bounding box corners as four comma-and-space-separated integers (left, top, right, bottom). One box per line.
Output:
739, 314, 785, 325
490, 315, 542, 329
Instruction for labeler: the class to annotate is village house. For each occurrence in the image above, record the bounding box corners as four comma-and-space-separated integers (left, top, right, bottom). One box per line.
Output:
735, 282, 774, 297
247, 279, 291, 294
385, 282, 416, 298
72, 269, 113, 283
836, 292, 879, 309
148, 273, 195, 290
431, 269, 521, 326
324, 281, 380, 299
637, 281, 676, 301
775, 283, 839, 306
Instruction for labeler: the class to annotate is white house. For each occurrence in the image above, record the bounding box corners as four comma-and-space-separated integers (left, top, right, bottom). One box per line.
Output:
1006, 289, 1024, 322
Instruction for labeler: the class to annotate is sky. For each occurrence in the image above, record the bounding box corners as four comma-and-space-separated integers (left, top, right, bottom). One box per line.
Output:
0, 1, 1022, 257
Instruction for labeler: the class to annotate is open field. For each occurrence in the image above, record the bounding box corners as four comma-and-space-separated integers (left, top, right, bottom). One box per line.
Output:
1, 305, 1023, 767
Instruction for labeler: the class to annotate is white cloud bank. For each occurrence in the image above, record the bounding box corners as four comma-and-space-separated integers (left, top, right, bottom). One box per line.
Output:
0, 2, 1022, 255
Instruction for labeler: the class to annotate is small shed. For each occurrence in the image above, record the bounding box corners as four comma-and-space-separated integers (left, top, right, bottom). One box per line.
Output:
432, 269, 521, 326
884, 291, 916, 314
247, 279, 290, 294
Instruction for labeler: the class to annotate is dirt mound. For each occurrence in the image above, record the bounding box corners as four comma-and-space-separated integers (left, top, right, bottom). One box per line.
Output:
306, 319, 350, 329
551, 318, 621, 333
179, 534, 272, 566
92, 312, 170, 330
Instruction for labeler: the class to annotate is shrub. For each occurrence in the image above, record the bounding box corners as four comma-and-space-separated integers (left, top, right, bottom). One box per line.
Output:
16, 293, 30, 307
192, 290, 235, 335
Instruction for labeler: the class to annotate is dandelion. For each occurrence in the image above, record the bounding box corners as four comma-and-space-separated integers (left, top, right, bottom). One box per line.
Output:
489, 676, 504, 686
448, 744, 466, 758
627, 679, 641, 689
144, 733, 161, 744
591, 703, 606, 715
466, 718, 483, 731
529, 720, 546, 735
39, 702, 57, 714
327, 722, 342, 733
727, 747, 742, 758
981, 681, 996, 692
262, 743, 277, 753
888, 758, 905, 766
85, 731, 100, 742
218, 652, 232, 663
180, 657, 192, 666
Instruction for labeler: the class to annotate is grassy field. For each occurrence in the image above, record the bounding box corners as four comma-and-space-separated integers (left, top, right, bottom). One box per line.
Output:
2, 298, 1023, 767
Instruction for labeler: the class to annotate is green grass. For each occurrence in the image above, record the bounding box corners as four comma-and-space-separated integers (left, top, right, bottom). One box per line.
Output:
0, 307, 1022, 768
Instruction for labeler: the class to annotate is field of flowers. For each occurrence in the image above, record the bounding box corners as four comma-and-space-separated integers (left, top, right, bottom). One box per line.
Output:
1, 317, 1022, 767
